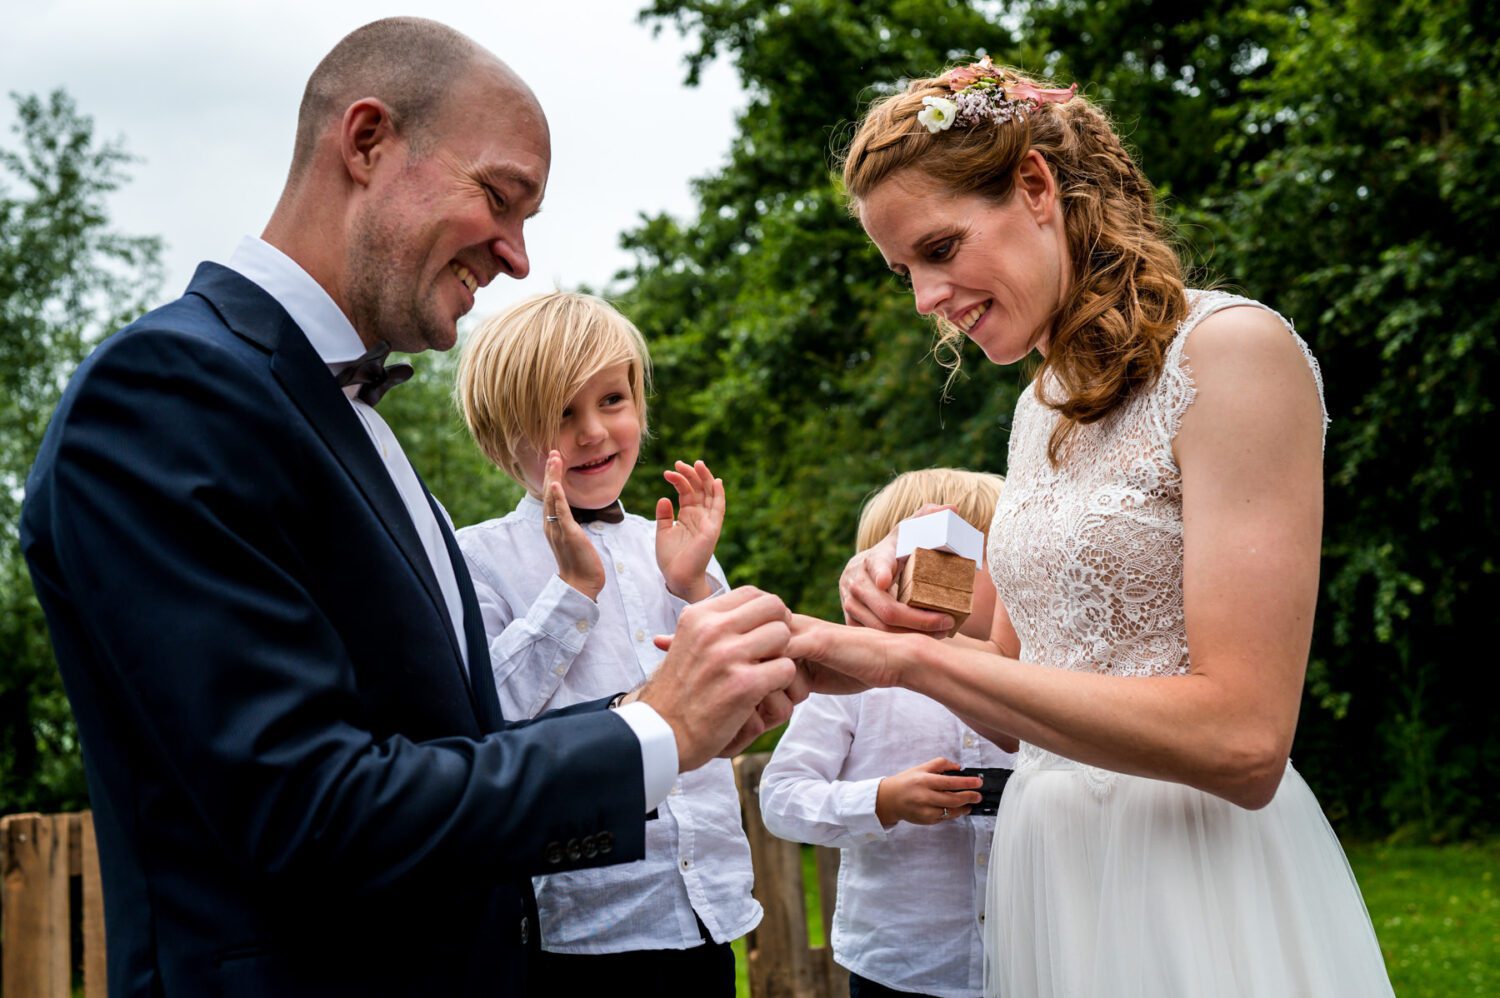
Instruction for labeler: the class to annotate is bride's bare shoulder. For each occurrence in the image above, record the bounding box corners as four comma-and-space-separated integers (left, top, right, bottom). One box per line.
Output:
1175, 303, 1324, 464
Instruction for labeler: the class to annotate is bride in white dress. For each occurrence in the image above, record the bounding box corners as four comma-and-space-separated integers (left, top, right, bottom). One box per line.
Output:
786, 59, 1396, 996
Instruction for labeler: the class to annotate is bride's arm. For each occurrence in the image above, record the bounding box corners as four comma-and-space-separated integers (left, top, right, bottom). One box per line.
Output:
806, 308, 1324, 809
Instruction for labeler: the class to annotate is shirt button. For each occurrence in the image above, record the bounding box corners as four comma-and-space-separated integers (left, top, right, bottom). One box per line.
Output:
963, 734, 976, 748
977, 853, 988, 868
589, 522, 604, 533
575, 620, 589, 633
553, 664, 566, 676
616, 560, 626, 573
635, 629, 646, 642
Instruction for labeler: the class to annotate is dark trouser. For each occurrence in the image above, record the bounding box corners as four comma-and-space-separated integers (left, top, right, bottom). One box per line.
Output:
531, 918, 735, 998
849, 971, 940, 997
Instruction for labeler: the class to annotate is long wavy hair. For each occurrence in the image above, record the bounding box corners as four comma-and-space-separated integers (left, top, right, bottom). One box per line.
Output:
841, 64, 1188, 464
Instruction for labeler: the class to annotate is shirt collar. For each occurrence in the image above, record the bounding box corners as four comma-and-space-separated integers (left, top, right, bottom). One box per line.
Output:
514, 493, 629, 523
225, 236, 368, 370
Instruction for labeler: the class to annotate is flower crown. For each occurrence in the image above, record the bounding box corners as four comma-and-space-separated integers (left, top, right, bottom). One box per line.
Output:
917, 57, 1078, 135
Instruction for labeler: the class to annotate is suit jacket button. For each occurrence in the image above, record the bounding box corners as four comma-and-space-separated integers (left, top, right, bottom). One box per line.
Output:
597, 831, 613, 855
566, 838, 583, 861
520, 916, 529, 946
545, 843, 563, 865
583, 835, 599, 859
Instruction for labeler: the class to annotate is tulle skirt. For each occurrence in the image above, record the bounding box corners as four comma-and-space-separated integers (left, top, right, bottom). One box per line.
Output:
983, 748, 1395, 997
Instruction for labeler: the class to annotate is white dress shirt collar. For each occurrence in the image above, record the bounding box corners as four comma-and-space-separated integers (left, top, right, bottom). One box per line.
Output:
224, 235, 471, 677
225, 236, 368, 368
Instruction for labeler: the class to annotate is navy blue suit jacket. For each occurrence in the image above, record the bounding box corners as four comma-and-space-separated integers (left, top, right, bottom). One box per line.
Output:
20, 264, 648, 997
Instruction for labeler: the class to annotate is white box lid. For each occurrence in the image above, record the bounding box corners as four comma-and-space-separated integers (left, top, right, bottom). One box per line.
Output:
895, 509, 983, 562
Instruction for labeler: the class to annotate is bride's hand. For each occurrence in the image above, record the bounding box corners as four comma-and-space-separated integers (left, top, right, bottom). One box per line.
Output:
839, 503, 960, 634
786, 613, 908, 694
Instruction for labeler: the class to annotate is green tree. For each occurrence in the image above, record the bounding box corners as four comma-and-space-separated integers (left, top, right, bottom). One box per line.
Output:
626, 0, 1020, 625
1, 90, 162, 813
1187, 0, 1500, 838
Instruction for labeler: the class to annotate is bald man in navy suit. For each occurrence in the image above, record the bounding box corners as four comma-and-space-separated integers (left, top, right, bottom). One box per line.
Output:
21, 18, 803, 997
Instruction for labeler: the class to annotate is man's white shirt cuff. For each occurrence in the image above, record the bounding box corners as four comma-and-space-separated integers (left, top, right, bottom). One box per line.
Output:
612, 701, 679, 812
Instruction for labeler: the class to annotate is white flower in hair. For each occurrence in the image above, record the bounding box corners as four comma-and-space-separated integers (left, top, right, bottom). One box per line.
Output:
917, 95, 958, 134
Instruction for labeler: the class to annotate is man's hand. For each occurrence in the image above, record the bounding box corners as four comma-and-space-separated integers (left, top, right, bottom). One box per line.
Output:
840, 503, 959, 634
874, 757, 983, 827
637, 586, 798, 772
655, 459, 723, 603
542, 451, 605, 600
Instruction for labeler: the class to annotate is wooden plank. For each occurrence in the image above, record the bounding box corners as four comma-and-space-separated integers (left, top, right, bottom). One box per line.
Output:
80, 812, 107, 998
735, 753, 823, 997
1, 817, 8, 986
1, 813, 71, 998
66, 814, 82, 877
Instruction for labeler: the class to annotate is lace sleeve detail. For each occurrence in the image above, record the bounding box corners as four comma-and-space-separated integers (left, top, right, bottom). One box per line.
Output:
1161, 290, 1330, 455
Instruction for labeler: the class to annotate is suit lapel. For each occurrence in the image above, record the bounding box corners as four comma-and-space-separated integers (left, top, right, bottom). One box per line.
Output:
186, 264, 475, 707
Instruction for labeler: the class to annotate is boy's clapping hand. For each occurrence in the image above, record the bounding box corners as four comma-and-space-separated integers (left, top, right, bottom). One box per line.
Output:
655, 459, 724, 602
541, 450, 606, 600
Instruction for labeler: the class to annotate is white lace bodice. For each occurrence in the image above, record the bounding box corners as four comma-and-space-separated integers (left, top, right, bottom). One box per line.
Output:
988, 290, 1327, 684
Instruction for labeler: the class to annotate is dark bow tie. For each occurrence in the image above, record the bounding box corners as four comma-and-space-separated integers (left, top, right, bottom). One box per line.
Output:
569, 501, 624, 525
336, 341, 414, 406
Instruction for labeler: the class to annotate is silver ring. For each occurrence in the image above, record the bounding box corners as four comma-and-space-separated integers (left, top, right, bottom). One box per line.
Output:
941, 807, 950, 819
544, 515, 560, 523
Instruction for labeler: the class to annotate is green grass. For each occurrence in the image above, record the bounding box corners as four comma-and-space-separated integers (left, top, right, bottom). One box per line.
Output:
1347, 839, 1499, 997
731, 841, 1499, 997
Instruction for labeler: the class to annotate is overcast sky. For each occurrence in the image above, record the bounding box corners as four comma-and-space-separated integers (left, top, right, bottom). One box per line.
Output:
1, 1, 744, 319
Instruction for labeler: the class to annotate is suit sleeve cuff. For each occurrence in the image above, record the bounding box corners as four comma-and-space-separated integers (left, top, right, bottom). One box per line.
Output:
612, 701, 679, 812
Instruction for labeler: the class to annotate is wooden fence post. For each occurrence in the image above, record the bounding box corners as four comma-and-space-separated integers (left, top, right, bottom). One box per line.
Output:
1, 813, 71, 998
734, 753, 849, 998
0, 811, 108, 998
79, 812, 107, 998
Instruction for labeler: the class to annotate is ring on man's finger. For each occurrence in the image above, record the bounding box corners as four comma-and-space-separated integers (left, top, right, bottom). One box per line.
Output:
544, 515, 560, 523
941, 807, 950, 819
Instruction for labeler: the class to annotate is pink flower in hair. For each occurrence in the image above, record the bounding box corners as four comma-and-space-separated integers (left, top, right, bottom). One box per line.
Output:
941, 56, 1004, 92
929, 57, 1079, 131
1007, 81, 1079, 106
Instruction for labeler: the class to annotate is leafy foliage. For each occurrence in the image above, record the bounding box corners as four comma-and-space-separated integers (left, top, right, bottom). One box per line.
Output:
0, 91, 162, 813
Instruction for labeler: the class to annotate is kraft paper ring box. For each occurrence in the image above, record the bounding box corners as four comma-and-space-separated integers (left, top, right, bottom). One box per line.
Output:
895, 510, 983, 631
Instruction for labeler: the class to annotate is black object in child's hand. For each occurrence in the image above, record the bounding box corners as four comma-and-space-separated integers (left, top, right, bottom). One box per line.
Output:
944, 767, 1012, 816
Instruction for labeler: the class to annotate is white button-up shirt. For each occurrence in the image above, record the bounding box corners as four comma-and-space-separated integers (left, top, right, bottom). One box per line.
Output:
223, 236, 678, 810
760, 689, 1016, 998
458, 495, 762, 953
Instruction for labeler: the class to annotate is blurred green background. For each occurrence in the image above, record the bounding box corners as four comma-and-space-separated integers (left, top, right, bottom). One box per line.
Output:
4, 0, 1496, 990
